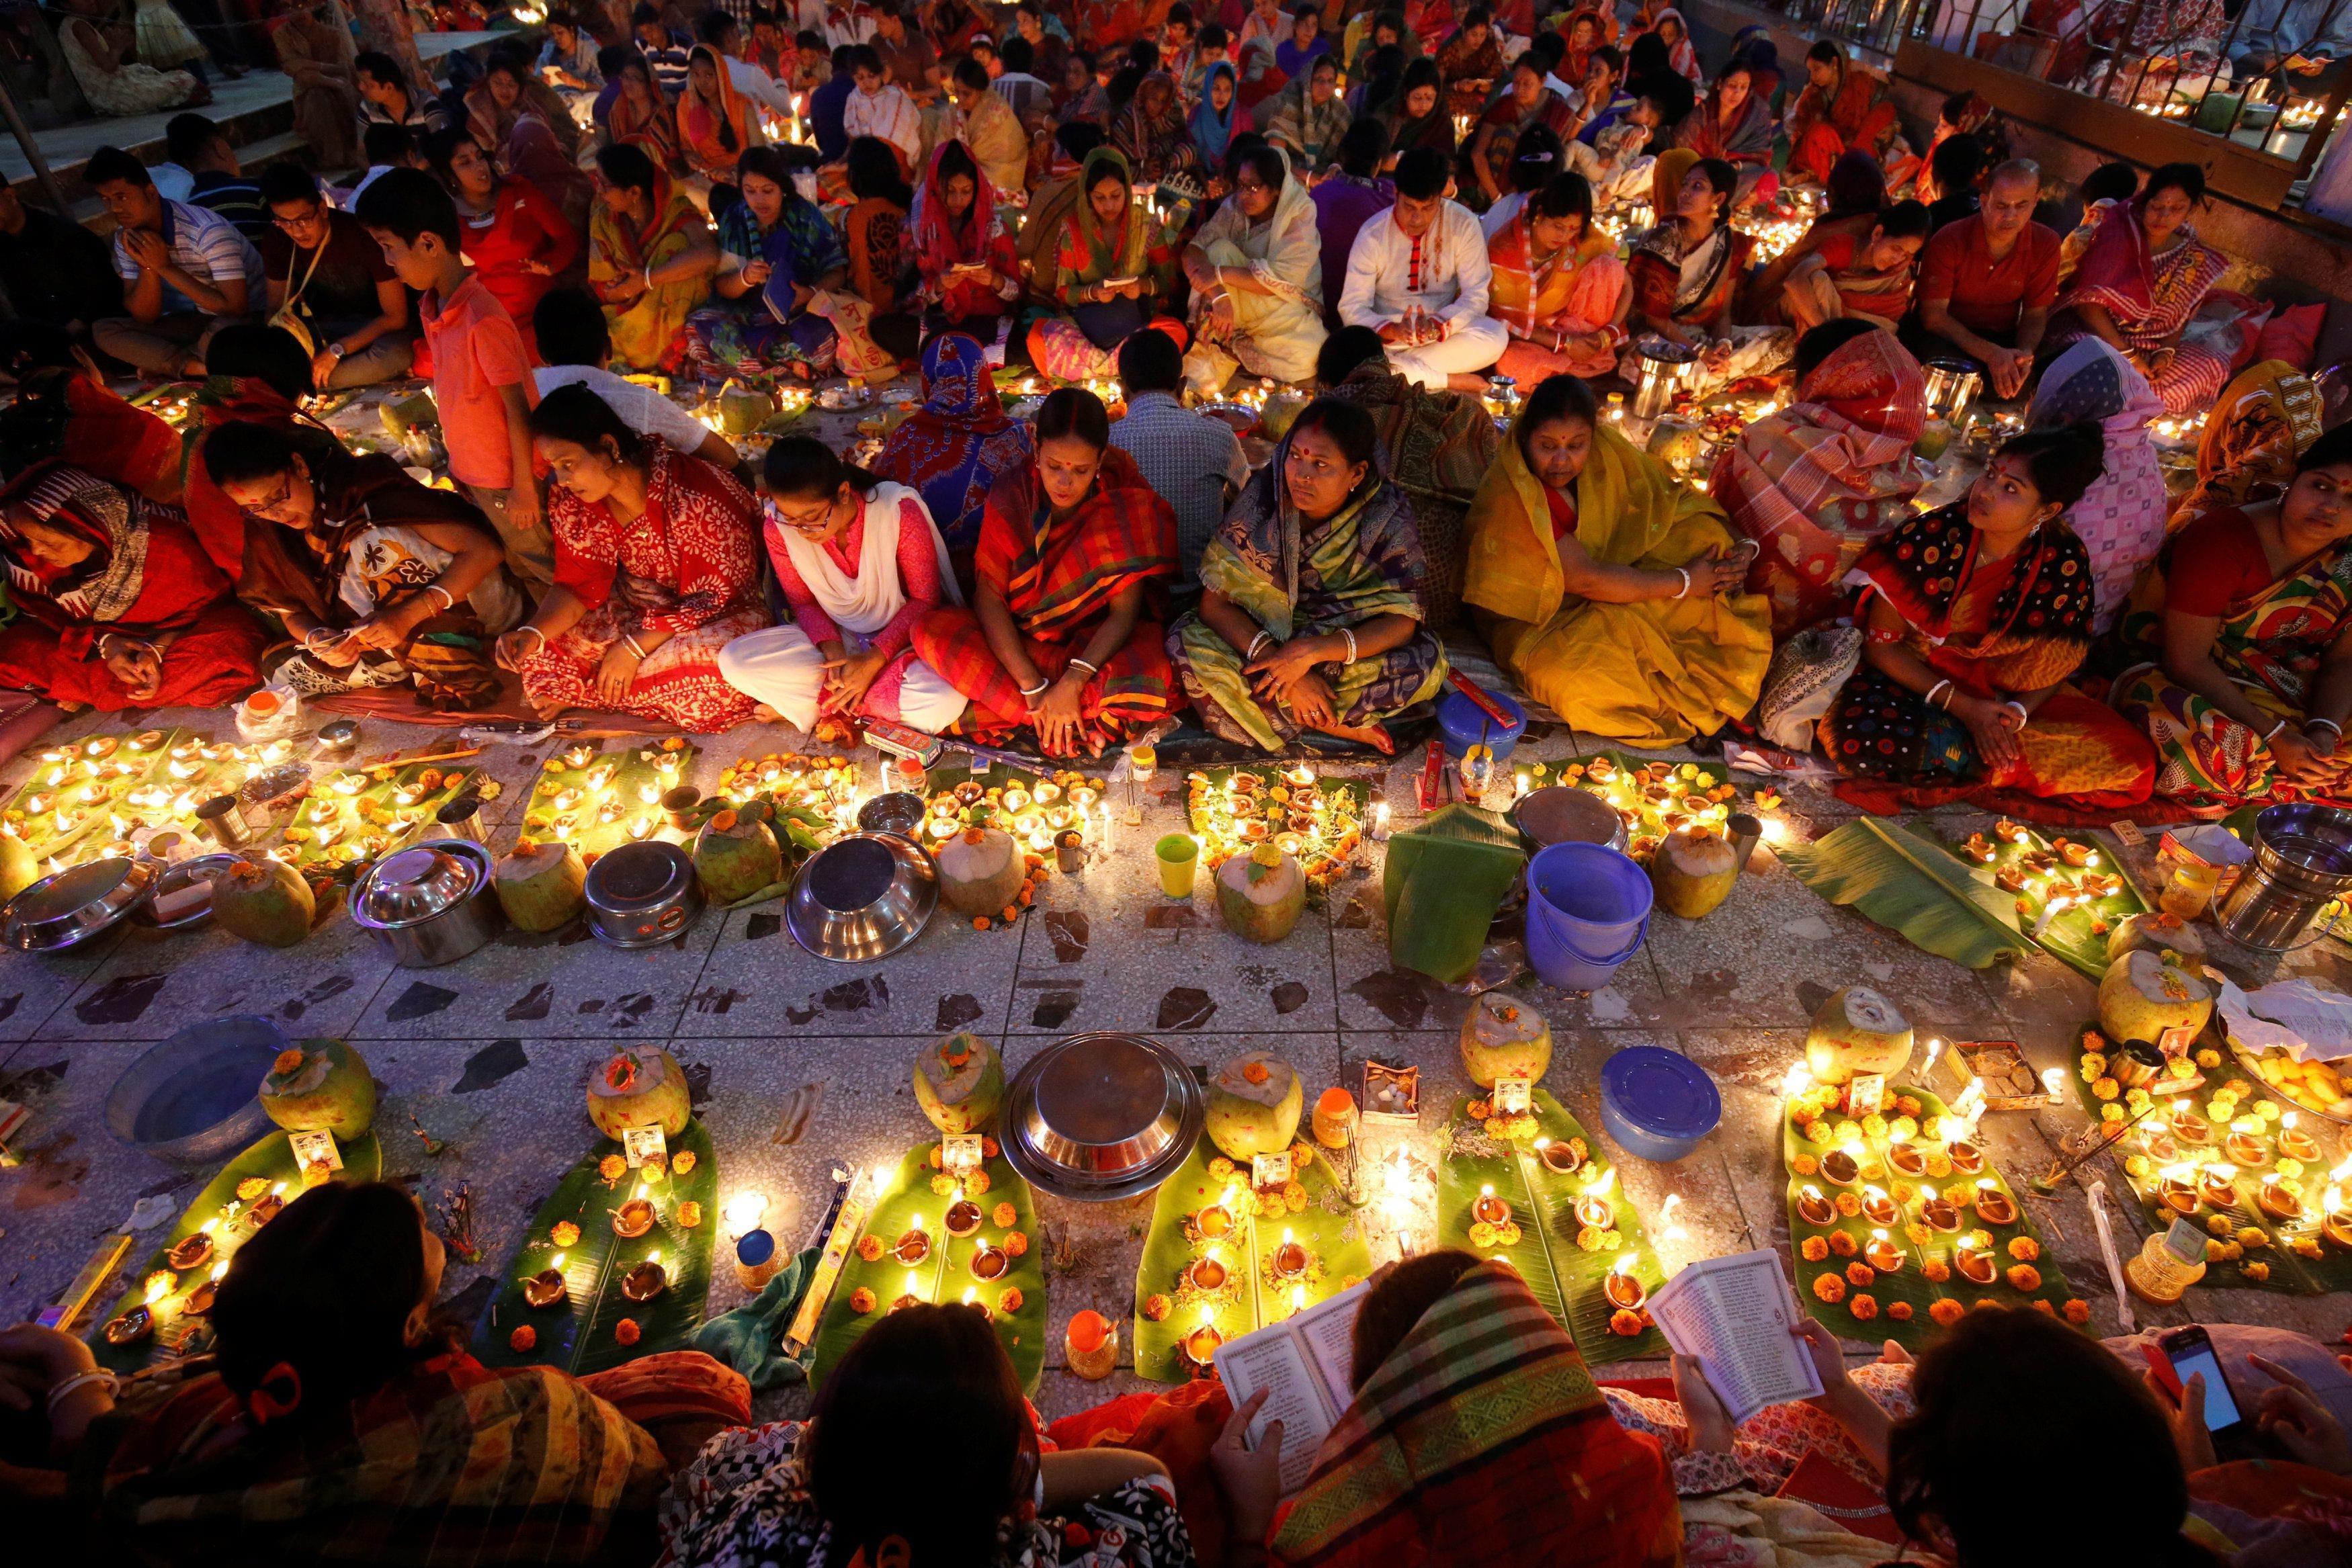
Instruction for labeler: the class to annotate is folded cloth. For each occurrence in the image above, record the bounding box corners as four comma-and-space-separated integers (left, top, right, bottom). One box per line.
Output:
690, 1246, 818, 1389
2220, 976, 2352, 1063
1382, 803, 1525, 983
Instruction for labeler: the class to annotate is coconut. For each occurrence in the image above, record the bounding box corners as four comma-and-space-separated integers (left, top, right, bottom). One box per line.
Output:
693, 808, 783, 904
2098, 949, 2214, 1047
495, 839, 586, 932
718, 383, 776, 435
1205, 1051, 1303, 1161
2105, 912, 2208, 966
258, 1039, 378, 1137
1803, 986, 1915, 1086
1648, 824, 1740, 920
937, 826, 1025, 917
913, 1031, 1005, 1134
587, 1045, 692, 1140
1460, 992, 1553, 1087
0, 831, 35, 903
1216, 843, 1305, 944
211, 855, 315, 948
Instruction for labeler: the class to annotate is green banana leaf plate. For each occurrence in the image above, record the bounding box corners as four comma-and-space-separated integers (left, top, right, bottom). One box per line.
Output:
514, 739, 701, 859
283, 754, 486, 873
1783, 1082, 2079, 1350
807, 1139, 1047, 1393
4, 726, 210, 864
89, 1128, 383, 1374
473, 1120, 718, 1376
1436, 1089, 1667, 1360
1132, 1138, 1374, 1383
1944, 823, 2148, 979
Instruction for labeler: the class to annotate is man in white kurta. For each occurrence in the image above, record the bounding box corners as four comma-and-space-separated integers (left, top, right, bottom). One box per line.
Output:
1337, 146, 1507, 390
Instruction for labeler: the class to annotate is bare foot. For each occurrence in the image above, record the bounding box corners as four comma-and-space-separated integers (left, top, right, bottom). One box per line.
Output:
753, 703, 782, 722
1315, 719, 1394, 754
529, 699, 570, 721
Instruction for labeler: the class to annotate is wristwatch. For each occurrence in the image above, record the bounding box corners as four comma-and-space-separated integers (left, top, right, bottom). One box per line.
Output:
325, 342, 346, 359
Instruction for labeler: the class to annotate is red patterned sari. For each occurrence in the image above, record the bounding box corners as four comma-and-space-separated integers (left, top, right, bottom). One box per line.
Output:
912, 445, 1177, 750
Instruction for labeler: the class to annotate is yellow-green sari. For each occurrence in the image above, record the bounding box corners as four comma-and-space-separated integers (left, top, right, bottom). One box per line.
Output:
589, 169, 712, 372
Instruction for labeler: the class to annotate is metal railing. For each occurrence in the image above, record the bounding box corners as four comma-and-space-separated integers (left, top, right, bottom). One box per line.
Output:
1751, 0, 2352, 202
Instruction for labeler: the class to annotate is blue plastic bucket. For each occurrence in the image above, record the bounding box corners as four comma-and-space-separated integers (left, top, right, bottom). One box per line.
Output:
1525, 842, 1652, 990
1600, 1046, 1722, 1162
1438, 689, 1527, 760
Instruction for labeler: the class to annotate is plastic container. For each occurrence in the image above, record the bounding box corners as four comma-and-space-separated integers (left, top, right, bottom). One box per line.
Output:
1599, 1045, 1721, 1163
1524, 842, 1652, 991
1437, 689, 1527, 760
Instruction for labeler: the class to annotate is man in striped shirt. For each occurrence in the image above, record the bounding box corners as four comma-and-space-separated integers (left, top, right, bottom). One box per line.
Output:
87, 146, 261, 378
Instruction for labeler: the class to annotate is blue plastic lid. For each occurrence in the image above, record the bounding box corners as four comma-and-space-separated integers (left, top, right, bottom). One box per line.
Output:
1600, 1047, 1722, 1139
736, 1227, 775, 1265
1437, 689, 1526, 743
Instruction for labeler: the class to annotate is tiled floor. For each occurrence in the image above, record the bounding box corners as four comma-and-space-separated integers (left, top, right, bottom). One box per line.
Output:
2, 705, 2347, 1424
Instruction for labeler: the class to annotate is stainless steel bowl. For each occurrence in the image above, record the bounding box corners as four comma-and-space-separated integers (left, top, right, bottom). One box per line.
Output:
1514, 785, 1630, 851
856, 791, 928, 839
350, 838, 502, 967
785, 831, 935, 961
3, 857, 159, 953
585, 840, 703, 949
104, 1015, 287, 1165
1001, 1033, 1205, 1201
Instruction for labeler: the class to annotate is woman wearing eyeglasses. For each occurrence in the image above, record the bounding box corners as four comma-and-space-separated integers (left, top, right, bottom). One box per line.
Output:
201, 420, 523, 711
716, 436, 968, 742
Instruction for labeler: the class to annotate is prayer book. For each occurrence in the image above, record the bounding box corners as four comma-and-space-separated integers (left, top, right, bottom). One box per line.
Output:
1648, 1248, 1825, 1426
1210, 1280, 1368, 1495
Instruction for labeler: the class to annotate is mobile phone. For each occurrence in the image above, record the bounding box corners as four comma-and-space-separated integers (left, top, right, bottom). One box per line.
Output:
2150, 1326, 2248, 1438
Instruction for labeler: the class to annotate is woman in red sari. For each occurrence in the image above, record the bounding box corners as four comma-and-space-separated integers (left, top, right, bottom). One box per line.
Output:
912, 388, 1178, 755
1628, 157, 1753, 345
1786, 40, 1898, 187
676, 45, 751, 187
183, 322, 335, 576
607, 55, 686, 175
499, 384, 767, 731
2048, 162, 2234, 419
0, 461, 264, 711
427, 127, 581, 357
0, 353, 182, 507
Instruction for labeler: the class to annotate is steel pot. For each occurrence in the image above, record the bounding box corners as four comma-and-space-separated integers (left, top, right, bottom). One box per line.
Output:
2218, 802, 2352, 952
584, 840, 703, 949
350, 838, 502, 966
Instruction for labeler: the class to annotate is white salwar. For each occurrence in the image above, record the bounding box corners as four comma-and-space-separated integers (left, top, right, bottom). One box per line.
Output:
718, 482, 968, 734
1337, 199, 1507, 388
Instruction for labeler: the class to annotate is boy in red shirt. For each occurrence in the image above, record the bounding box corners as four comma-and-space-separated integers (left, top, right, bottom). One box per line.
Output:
355, 169, 549, 588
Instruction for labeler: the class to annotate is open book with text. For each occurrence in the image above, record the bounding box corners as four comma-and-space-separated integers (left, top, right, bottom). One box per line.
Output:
1648, 1249, 1824, 1426
1210, 1281, 1369, 1496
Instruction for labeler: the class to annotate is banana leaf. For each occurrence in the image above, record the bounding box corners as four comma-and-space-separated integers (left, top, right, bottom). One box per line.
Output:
1781, 818, 2027, 969
4, 726, 207, 863
1435, 1090, 1667, 1359
1132, 1139, 1374, 1383
1783, 1083, 2077, 1351
1383, 803, 1525, 983
1182, 765, 1372, 896
1942, 824, 2148, 981
89, 1129, 383, 1373
807, 1141, 1047, 1393
472, 1121, 720, 1375
513, 741, 700, 859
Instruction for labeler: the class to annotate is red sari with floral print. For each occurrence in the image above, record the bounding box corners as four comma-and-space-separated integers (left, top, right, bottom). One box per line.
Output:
517, 441, 767, 731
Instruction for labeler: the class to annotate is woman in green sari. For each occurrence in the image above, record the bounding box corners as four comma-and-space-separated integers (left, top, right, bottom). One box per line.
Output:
1167, 398, 1445, 752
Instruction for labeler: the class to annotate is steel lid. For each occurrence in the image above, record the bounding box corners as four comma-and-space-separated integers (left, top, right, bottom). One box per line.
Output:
807, 836, 899, 910
3, 857, 157, 952
1003, 1033, 1204, 1202
585, 840, 696, 914
353, 843, 481, 928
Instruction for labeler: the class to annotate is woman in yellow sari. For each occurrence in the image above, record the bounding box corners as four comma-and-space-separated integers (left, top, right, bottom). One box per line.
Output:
2174, 359, 2327, 527
1490, 172, 1630, 382
589, 142, 718, 372
1463, 372, 1771, 746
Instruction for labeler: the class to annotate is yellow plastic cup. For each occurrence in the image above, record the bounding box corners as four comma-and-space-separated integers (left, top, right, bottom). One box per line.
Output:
1155, 833, 1198, 898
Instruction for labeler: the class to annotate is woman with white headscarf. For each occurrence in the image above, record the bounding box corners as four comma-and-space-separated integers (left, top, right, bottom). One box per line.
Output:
1178, 142, 1328, 394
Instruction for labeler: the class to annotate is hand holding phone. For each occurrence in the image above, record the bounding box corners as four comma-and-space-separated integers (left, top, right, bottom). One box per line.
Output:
2145, 1325, 2246, 1469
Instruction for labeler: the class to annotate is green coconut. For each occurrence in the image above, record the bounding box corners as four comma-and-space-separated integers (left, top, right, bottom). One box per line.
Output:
2106, 912, 2208, 966
937, 826, 1025, 918
1216, 843, 1305, 944
693, 808, 783, 904
1205, 1051, 1302, 1161
495, 839, 586, 932
1803, 985, 1914, 1087
2098, 949, 2214, 1047
379, 388, 439, 437
211, 855, 314, 948
587, 1045, 692, 1140
1648, 824, 1740, 920
258, 1038, 378, 1137
1460, 992, 1553, 1088
0, 831, 36, 903
718, 383, 775, 435
913, 1031, 1005, 1134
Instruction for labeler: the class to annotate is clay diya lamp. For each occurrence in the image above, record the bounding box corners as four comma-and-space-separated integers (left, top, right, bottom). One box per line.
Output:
1271, 1233, 1310, 1279
1603, 1268, 1647, 1311
2257, 1178, 2304, 1222
1183, 1321, 1226, 1366
1861, 1188, 1900, 1227
1820, 1148, 1862, 1188
2158, 1174, 2200, 1217
2141, 1130, 2180, 1164
944, 1200, 983, 1239
183, 1279, 217, 1317
1921, 1196, 1962, 1232
2325, 1208, 2352, 1250
1946, 1139, 1986, 1174
1188, 1252, 1229, 1292
2171, 1108, 2213, 1145
621, 1260, 668, 1302
1972, 1185, 2018, 1226
247, 1192, 286, 1229
1537, 1137, 1583, 1174
2280, 1121, 2323, 1164
2225, 1130, 2271, 1168
613, 1199, 658, 1239
894, 1225, 932, 1266
1796, 1186, 1837, 1227
167, 1233, 214, 1272
1195, 1203, 1233, 1242
970, 1243, 1009, 1282
103, 1307, 154, 1346
890, 1293, 923, 1313
2199, 1166, 2240, 1210
523, 1267, 569, 1308
1865, 1236, 1906, 1274
1954, 1247, 1998, 1287
1577, 1194, 1615, 1230
1887, 1142, 1927, 1178
1473, 1187, 1513, 1227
